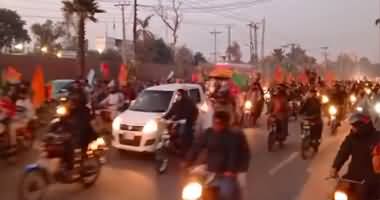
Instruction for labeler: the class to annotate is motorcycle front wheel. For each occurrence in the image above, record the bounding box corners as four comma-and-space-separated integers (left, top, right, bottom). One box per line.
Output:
300, 135, 315, 160
18, 170, 48, 200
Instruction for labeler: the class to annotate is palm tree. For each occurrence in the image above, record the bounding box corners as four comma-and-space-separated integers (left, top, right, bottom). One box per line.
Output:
62, 0, 104, 77
136, 15, 155, 42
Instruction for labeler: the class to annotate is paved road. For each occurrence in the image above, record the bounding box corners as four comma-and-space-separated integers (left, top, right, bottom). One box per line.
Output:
0, 117, 350, 200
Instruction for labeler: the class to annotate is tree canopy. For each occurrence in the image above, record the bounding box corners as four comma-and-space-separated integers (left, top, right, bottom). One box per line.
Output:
0, 9, 30, 51
31, 20, 66, 53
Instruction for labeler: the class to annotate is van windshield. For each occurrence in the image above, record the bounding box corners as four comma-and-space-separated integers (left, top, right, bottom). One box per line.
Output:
129, 90, 173, 113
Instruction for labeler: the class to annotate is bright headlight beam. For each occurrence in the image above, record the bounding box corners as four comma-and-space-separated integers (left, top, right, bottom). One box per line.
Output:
182, 182, 203, 200
143, 120, 158, 134
334, 191, 348, 200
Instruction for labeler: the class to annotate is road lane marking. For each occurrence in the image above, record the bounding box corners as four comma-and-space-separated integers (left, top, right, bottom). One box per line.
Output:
269, 152, 299, 176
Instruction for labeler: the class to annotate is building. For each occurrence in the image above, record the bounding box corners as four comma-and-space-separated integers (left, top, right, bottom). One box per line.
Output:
95, 36, 133, 56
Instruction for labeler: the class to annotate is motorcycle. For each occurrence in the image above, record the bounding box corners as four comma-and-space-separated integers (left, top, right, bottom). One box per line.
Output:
18, 104, 107, 200
328, 177, 367, 200
155, 119, 186, 174
300, 118, 319, 160
289, 100, 301, 120
181, 165, 217, 200
267, 116, 285, 152
328, 105, 339, 135
0, 107, 35, 158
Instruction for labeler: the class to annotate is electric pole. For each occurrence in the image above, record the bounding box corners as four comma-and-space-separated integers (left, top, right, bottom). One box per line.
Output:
226, 25, 232, 62
261, 18, 266, 60
321, 46, 328, 68
248, 22, 260, 64
133, 0, 137, 61
210, 29, 222, 63
115, 2, 129, 65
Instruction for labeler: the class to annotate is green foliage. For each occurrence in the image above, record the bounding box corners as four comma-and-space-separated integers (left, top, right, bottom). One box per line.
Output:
0, 9, 30, 50
31, 20, 66, 53
193, 52, 207, 65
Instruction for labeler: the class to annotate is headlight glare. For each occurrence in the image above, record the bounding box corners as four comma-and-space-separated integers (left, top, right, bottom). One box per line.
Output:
143, 120, 158, 134
182, 182, 203, 200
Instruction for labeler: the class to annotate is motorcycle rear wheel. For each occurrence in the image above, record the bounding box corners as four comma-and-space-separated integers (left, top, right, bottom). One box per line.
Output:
301, 136, 315, 160
18, 170, 48, 200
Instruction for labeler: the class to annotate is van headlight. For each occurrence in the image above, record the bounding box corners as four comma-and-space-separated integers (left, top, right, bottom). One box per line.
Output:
182, 182, 203, 200
375, 102, 380, 114
329, 105, 337, 116
56, 105, 68, 116
334, 191, 348, 200
143, 120, 158, 134
112, 116, 121, 130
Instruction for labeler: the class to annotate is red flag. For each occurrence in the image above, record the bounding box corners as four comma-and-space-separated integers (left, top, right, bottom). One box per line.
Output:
298, 71, 308, 84
100, 63, 110, 80
5, 66, 22, 83
118, 64, 128, 86
31, 66, 45, 108
324, 70, 336, 87
274, 65, 284, 83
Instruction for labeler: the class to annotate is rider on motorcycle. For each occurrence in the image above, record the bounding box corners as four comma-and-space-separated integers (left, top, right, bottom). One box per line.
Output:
185, 111, 250, 200
330, 112, 380, 200
99, 85, 125, 118
63, 91, 97, 180
162, 89, 199, 155
300, 88, 323, 147
268, 85, 289, 140
212, 85, 237, 125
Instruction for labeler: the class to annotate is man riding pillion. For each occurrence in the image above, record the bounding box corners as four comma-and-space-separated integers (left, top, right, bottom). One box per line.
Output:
162, 89, 199, 155
185, 111, 250, 200
99, 85, 125, 119
268, 85, 289, 141
245, 83, 264, 126
330, 112, 380, 200
299, 88, 323, 149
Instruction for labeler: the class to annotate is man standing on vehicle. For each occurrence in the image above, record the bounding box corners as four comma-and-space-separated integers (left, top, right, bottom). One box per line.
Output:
330, 113, 380, 200
185, 111, 251, 200
163, 89, 199, 155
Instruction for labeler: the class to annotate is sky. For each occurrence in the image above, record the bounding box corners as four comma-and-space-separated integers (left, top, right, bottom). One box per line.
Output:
1, 0, 380, 63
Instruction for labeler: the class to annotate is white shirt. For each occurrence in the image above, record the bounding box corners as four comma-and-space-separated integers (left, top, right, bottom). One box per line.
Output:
16, 98, 35, 120
101, 92, 124, 110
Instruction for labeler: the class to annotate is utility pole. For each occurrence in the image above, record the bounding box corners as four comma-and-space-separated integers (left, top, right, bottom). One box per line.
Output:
210, 29, 222, 63
248, 22, 260, 64
321, 46, 328, 68
115, 2, 129, 65
133, 0, 138, 61
261, 18, 266, 60
226, 25, 232, 62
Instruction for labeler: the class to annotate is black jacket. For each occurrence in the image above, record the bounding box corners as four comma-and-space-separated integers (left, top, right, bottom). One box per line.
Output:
187, 128, 251, 173
68, 106, 97, 148
300, 97, 322, 119
333, 130, 380, 181
163, 97, 198, 124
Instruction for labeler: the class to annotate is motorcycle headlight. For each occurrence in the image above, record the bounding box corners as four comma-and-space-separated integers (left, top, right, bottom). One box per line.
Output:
321, 95, 329, 104
356, 106, 363, 112
244, 100, 253, 110
56, 105, 68, 116
365, 88, 372, 95
334, 191, 348, 200
182, 182, 203, 200
112, 116, 122, 130
375, 102, 380, 114
264, 93, 271, 100
143, 120, 158, 134
329, 105, 338, 116
349, 94, 357, 103
89, 141, 98, 151
200, 103, 209, 112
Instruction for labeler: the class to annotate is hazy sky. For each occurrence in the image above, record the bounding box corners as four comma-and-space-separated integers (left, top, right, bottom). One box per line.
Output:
2, 0, 380, 63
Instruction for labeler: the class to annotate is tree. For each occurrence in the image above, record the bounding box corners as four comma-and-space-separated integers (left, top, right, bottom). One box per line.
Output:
194, 52, 207, 65
155, 0, 182, 48
137, 15, 155, 42
0, 9, 30, 51
151, 38, 173, 64
62, 0, 105, 77
31, 20, 66, 53
272, 48, 284, 63
175, 45, 193, 65
226, 41, 242, 63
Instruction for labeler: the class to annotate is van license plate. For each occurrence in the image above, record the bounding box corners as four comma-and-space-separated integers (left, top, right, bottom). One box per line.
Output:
123, 132, 134, 140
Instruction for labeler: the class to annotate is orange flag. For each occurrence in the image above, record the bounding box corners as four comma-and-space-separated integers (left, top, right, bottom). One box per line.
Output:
274, 65, 284, 83
31, 66, 45, 108
324, 70, 336, 87
118, 64, 128, 86
298, 71, 308, 85
5, 66, 22, 83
